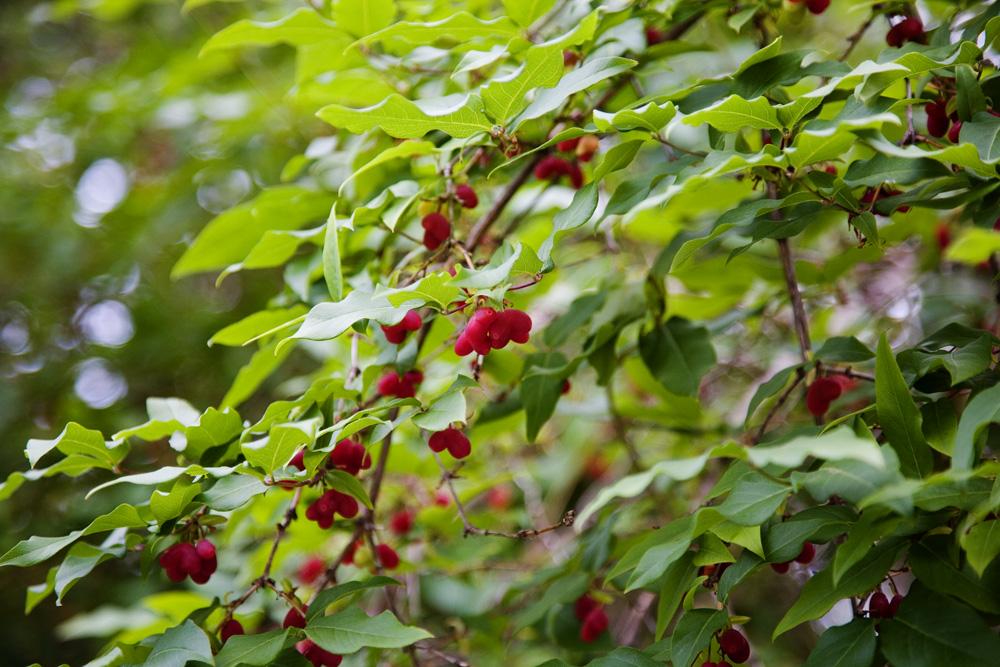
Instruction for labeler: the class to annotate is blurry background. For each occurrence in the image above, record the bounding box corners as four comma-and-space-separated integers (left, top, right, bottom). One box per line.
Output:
0, 0, 309, 663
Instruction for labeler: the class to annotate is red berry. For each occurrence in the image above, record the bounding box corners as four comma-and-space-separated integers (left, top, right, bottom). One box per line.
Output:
806, 377, 843, 416
770, 561, 791, 574
403, 370, 423, 385
330, 439, 371, 476
886, 24, 905, 47
898, 16, 924, 40
297, 639, 343, 667
174, 543, 202, 575
298, 556, 325, 585
795, 542, 816, 564
644, 26, 664, 45
805, 0, 829, 14
455, 184, 478, 209
487, 485, 512, 510
561, 379, 571, 394
574, 594, 598, 621
377, 374, 400, 397
557, 138, 580, 152
700, 663, 718, 667
454, 333, 473, 357
719, 628, 750, 663
401, 311, 422, 331
220, 619, 244, 643
927, 113, 950, 138
580, 608, 609, 642
488, 311, 512, 349
446, 430, 472, 459
948, 120, 962, 143
576, 135, 600, 163
380, 323, 407, 344
333, 492, 359, 519
375, 543, 400, 569
342, 539, 360, 565
428, 430, 449, 453
567, 161, 584, 189
435, 490, 450, 506
195, 539, 215, 560
562, 51, 579, 67
390, 509, 414, 536
889, 594, 903, 617
936, 223, 952, 250
718, 663, 734, 667
284, 605, 307, 629
505, 309, 532, 338
869, 591, 890, 618
421, 213, 451, 250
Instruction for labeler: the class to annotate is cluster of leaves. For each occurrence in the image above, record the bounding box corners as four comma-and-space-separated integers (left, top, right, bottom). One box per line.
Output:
6, 0, 1000, 665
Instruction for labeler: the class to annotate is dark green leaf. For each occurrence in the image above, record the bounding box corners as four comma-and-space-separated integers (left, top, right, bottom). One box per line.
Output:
801, 617, 877, 667
639, 317, 717, 397
875, 334, 933, 478
669, 609, 728, 667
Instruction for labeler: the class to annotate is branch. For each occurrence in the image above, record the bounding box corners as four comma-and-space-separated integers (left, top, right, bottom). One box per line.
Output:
768, 182, 812, 365
434, 451, 574, 538
464, 153, 545, 250
752, 370, 808, 445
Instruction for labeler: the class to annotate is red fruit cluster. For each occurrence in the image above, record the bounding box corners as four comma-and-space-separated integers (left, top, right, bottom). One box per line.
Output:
305, 489, 359, 529
330, 439, 372, 476
428, 426, 472, 459
925, 98, 953, 138
455, 184, 478, 209
160, 539, 217, 584
377, 370, 424, 398
381, 311, 422, 344
421, 213, 451, 250
806, 377, 842, 416
719, 628, 751, 664
534, 155, 584, 189
390, 509, 414, 536
886, 17, 925, 47
298, 556, 326, 585
574, 595, 609, 643
296, 639, 343, 667
770, 542, 816, 574
283, 604, 308, 629
868, 591, 903, 618
454, 307, 531, 356
375, 543, 400, 569
220, 619, 244, 642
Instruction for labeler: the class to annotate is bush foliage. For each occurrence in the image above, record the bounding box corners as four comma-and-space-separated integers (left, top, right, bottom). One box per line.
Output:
5, 1, 1000, 666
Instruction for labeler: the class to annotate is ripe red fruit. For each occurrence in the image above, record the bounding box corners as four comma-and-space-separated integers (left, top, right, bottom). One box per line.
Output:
718, 662, 734, 667
220, 619, 244, 643
567, 161, 584, 189
805, 0, 830, 14
770, 561, 791, 574
390, 509, 414, 536
936, 223, 952, 250
488, 311, 512, 349
375, 543, 400, 569
948, 120, 962, 143
454, 334, 473, 356
428, 427, 471, 459
434, 490, 450, 506
421, 213, 451, 250
377, 371, 422, 399
306, 489, 359, 529
898, 16, 925, 40
580, 608, 609, 642
927, 113, 950, 138
380, 311, 422, 345
174, 542, 202, 575
719, 628, 750, 663
700, 662, 718, 667
195, 539, 215, 560
455, 184, 478, 209
505, 308, 532, 343
574, 594, 598, 621
795, 542, 816, 564
561, 379, 571, 394
806, 377, 843, 416
289, 448, 306, 471
298, 556, 325, 585
889, 593, 903, 617
297, 639, 343, 667
576, 134, 600, 163
644, 26, 665, 45
562, 51, 580, 67
868, 591, 890, 618
329, 439, 371, 476
557, 138, 580, 152
487, 485, 513, 510
284, 605, 307, 629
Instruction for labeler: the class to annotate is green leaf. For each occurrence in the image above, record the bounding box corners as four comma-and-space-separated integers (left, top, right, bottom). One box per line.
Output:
960, 111, 1000, 163
908, 534, 1000, 613
669, 609, 728, 667
334, 0, 394, 38
639, 317, 717, 397
387, 272, 462, 309
241, 422, 315, 476
956, 65, 988, 122
656, 553, 697, 640
879, 583, 1000, 667
306, 608, 432, 653
150, 480, 202, 525
801, 618, 877, 667
683, 95, 781, 133
338, 140, 437, 197
511, 57, 637, 128
323, 209, 343, 303
843, 153, 951, 187
0, 531, 83, 568
317, 93, 492, 139
815, 337, 875, 363
326, 469, 373, 510
26, 422, 122, 470
745, 364, 801, 425
793, 456, 910, 515
593, 140, 644, 182
172, 187, 335, 278
503, 0, 555, 27
200, 8, 343, 55
208, 307, 310, 347
307, 576, 402, 621
290, 290, 422, 343
411, 386, 467, 432
748, 427, 885, 470
354, 12, 520, 50
875, 333, 932, 478
719, 471, 789, 527
144, 620, 214, 667
54, 537, 127, 606
521, 373, 562, 443
962, 519, 1000, 576
773, 539, 905, 638
82, 504, 148, 536
514, 572, 589, 633
588, 647, 663, 667
717, 549, 763, 602
482, 47, 563, 124
221, 340, 295, 409
954, 383, 1000, 469
832, 508, 900, 586
764, 506, 856, 562
214, 628, 291, 667
787, 131, 856, 169
945, 227, 1000, 264
594, 102, 676, 133
538, 181, 598, 262
200, 474, 268, 511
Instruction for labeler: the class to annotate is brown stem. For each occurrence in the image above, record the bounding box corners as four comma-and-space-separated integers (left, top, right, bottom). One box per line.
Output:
839, 13, 876, 62
752, 371, 808, 445
465, 153, 545, 250
769, 183, 812, 365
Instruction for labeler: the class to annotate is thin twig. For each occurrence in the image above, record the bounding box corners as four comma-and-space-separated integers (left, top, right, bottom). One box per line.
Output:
839, 13, 876, 62
769, 183, 812, 364
752, 371, 808, 445
465, 154, 545, 250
